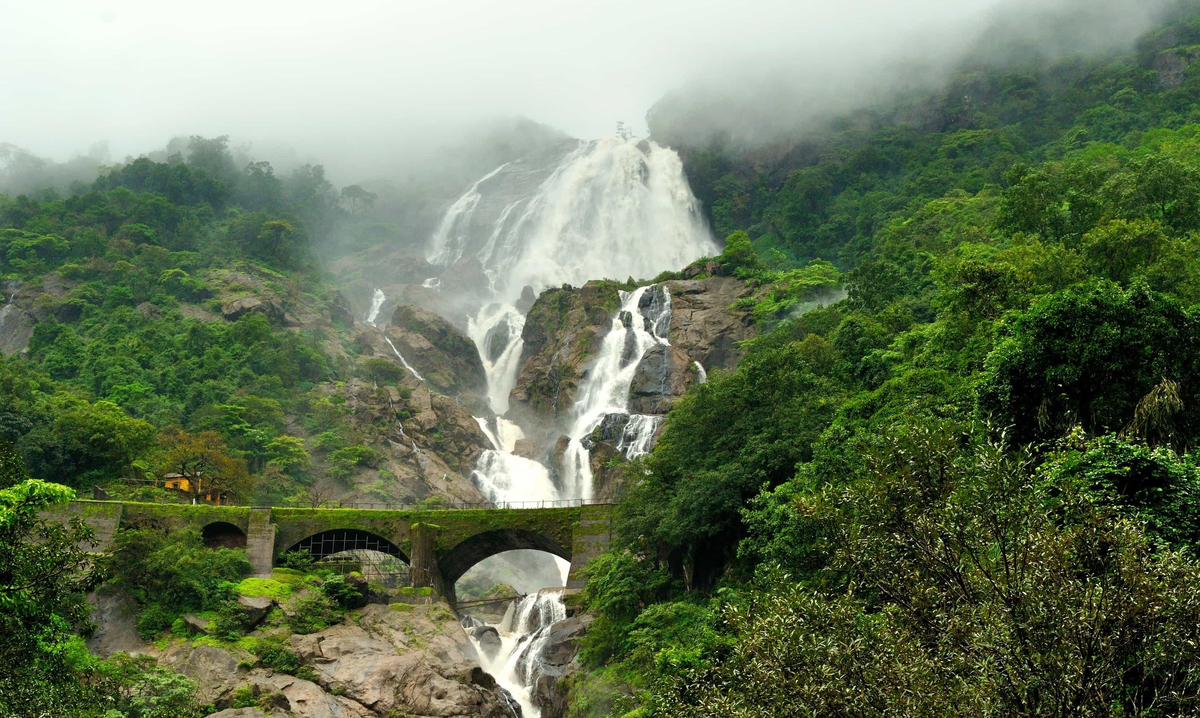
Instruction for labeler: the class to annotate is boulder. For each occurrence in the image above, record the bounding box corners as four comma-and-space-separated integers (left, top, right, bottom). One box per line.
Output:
528, 615, 593, 718
184, 613, 211, 635
327, 290, 355, 327
469, 625, 502, 661
221, 296, 284, 323
136, 301, 162, 320
236, 595, 274, 627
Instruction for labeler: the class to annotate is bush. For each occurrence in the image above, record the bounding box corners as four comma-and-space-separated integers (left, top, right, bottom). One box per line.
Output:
286, 591, 339, 634
319, 574, 362, 609
135, 603, 177, 640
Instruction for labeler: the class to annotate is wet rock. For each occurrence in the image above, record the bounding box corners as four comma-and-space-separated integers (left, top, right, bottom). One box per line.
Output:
528, 615, 593, 718
662, 277, 755, 371
87, 591, 145, 656
512, 439, 539, 460
469, 625, 502, 660
628, 344, 695, 414
516, 285, 537, 314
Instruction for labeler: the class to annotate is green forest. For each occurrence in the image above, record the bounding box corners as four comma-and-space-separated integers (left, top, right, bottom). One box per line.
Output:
572, 7, 1200, 717
9, 3, 1200, 717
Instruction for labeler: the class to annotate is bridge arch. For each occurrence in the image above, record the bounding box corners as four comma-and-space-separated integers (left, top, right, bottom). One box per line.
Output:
440, 528, 571, 586
202, 521, 247, 549
287, 528, 409, 563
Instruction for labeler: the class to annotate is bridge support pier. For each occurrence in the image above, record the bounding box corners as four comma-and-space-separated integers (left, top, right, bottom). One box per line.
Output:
247, 508, 276, 577
409, 522, 449, 601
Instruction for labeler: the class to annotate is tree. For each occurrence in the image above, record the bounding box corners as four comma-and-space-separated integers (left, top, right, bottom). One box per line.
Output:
340, 184, 377, 215
256, 218, 295, 265
158, 428, 251, 503
0, 444, 109, 712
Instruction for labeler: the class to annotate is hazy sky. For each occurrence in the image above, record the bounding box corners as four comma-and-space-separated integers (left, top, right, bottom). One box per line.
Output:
0, 0, 1169, 171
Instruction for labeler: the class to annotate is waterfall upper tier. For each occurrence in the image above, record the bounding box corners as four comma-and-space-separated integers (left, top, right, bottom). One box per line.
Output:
424, 136, 717, 305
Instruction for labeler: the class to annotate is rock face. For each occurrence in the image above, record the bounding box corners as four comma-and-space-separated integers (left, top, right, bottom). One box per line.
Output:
384, 305, 487, 396
310, 379, 490, 505
221, 295, 286, 323
527, 615, 593, 718
159, 602, 516, 718
661, 277, 755, 371
0, 302, 35, 355
511, 277, 753, 451
508, 282, 625, 442
628, 344, 698, 414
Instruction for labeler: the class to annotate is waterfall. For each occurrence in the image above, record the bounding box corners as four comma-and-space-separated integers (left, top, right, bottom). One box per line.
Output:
365, 288, 386, 325
467, 303, 527, 415
365, 288, 425, 382
559, 285, 672, 498
468, 591, 568, 718
424, 136, 715, 306
693, 360, 708, 384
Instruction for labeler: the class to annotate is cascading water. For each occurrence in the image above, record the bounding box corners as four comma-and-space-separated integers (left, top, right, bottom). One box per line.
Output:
470, 591, 568, 718
431, 135, 713, 716
559, 285, 672, 498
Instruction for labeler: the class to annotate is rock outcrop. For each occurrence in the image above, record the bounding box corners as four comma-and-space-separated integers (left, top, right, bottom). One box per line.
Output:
383, 305, 487, 396
151, 601, 515, 718
309, 378, 489, 505
510, 276, 753, 449
527, 615, 593, 718
507, 281, 625, 441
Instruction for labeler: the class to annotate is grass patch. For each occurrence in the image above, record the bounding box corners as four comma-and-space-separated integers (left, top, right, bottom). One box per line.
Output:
234, 577, 296, 600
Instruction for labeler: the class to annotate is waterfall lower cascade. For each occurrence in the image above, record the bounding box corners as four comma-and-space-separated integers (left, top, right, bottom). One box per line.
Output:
559, 284, 672, 499
417, 134, 713, 716
467, 591, 568, 718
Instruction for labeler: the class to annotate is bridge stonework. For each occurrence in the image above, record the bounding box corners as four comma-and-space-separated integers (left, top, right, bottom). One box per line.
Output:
53, 501, 613, 605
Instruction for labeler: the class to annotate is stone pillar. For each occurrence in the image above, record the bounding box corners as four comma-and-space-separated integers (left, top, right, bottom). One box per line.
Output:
409, 522, 448, 600
246, 508, 276, 577
567, 504, 612, 589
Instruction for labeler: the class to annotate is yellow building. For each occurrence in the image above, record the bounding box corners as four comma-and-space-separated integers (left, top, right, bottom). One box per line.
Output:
162, 473, 229, 505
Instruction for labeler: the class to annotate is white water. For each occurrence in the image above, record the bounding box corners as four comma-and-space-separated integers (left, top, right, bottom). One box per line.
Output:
467, 304, 527, 415
365, 288, 386, 325
693, 360, 708, 384
559, 285, 672, 498
428, 136, 710, 716
425, 136, 715, 305
474, 591, 568, 718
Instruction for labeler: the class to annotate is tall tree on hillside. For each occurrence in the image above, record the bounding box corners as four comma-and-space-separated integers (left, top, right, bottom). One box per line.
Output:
340, 184, 377, 215
158, 428, 251, 503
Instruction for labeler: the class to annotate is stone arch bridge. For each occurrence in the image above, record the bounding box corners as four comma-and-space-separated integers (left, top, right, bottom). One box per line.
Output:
53, 501, 613, 605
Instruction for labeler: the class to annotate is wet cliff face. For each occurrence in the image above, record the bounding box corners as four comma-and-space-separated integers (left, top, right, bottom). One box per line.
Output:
509, 275, 754, 445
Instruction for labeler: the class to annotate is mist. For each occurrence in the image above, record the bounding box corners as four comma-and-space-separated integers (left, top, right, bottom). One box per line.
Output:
1, 0, 1177, 191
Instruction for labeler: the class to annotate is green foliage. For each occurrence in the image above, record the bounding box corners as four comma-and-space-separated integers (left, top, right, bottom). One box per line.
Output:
0, 463, 109, 714
979, 282, 1200, 446
286, 590, 339, 634
319, 573, 363, 609
109, 525, 250, 637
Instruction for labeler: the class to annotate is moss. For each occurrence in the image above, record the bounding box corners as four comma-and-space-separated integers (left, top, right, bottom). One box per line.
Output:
387, 603, 414, 613
234, 577, 294, 600
396, 587, 434, 597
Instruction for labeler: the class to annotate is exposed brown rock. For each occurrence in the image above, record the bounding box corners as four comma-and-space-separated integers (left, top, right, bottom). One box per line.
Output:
384, 305, 486, 396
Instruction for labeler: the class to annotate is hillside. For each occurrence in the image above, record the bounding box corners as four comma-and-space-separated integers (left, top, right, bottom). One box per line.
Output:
562, 7, 1200, 717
